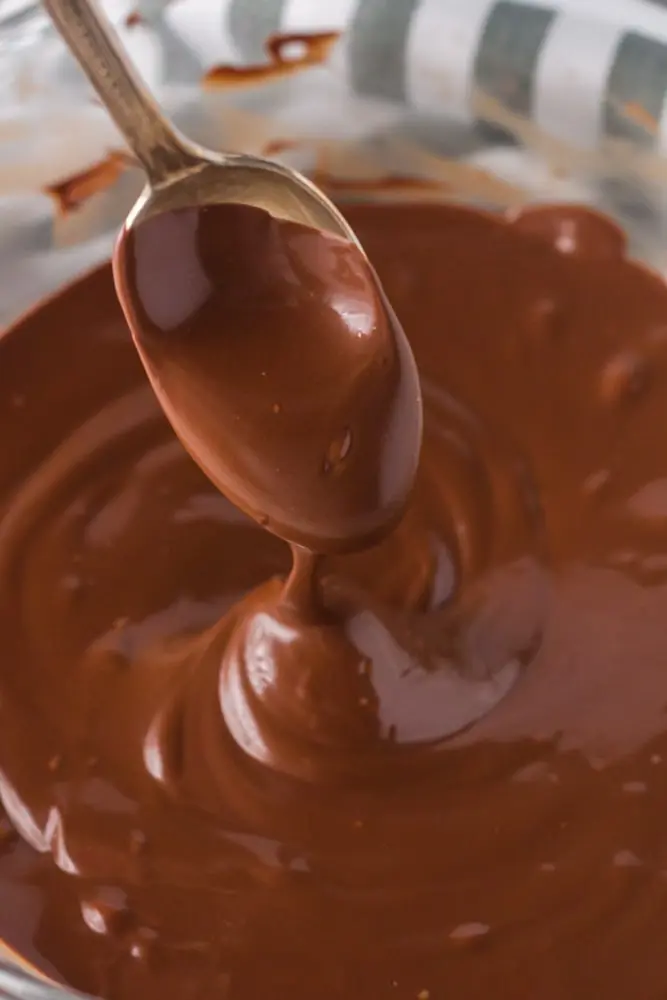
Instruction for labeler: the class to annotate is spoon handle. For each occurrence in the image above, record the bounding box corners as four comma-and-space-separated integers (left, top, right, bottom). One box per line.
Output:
43, 0, 201, 186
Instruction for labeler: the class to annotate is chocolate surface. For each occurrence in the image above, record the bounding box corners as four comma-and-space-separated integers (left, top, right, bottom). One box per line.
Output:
1, 202, 667, 999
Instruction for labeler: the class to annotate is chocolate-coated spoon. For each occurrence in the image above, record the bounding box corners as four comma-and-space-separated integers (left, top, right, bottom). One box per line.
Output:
45, 0, 423, 553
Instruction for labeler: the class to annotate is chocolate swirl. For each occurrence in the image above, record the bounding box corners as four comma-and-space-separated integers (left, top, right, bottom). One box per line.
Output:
1, 203, 666, 1000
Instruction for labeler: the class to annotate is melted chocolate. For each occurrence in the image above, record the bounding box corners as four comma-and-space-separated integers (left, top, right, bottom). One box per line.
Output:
113, 202, 426, 780
202, 32, 339, 89
46, 152, 135, 215
113, 203, 422, 554
1, 202, 667, 1000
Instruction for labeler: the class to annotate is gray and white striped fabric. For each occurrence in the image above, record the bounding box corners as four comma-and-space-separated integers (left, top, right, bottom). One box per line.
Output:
4, 0, 667, 328
164, 0, 667, 155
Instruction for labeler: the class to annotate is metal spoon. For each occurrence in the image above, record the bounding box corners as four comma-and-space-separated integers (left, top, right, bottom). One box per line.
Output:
44, 0, 423, 554
43, 0, 362, 243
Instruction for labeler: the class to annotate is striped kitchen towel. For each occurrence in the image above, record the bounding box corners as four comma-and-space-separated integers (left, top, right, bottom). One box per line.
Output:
162, 0, 667, 158
6, 0, 667, 331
